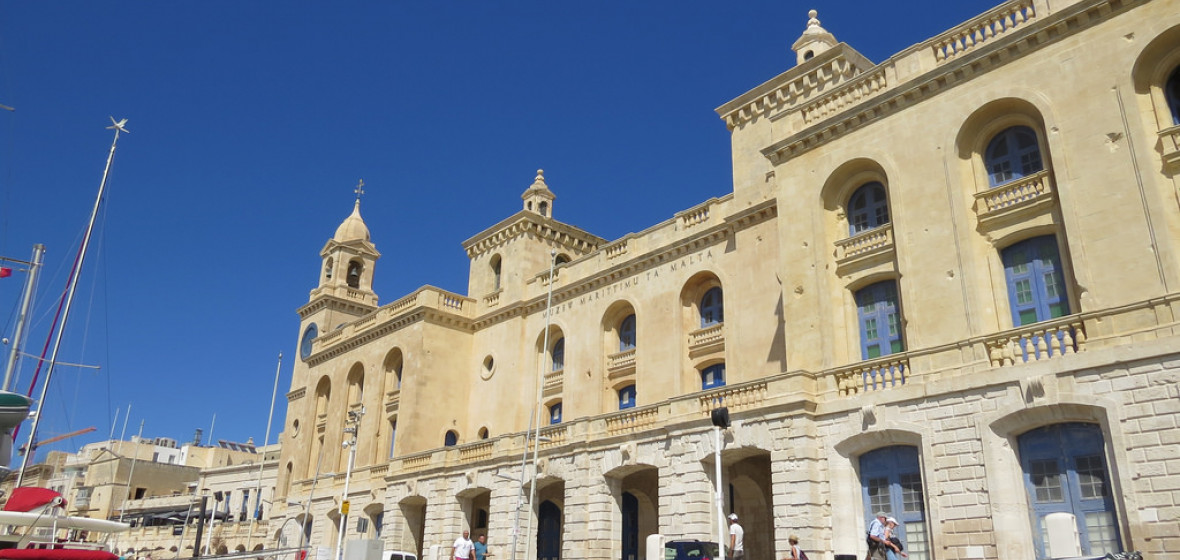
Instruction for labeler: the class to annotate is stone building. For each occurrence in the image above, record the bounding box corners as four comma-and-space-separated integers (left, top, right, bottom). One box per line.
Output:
273, 1, 1180, 559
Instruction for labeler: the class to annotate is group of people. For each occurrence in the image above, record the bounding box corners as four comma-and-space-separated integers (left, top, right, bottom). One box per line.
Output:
452, 530, 490, 560
867, 512, 908, 560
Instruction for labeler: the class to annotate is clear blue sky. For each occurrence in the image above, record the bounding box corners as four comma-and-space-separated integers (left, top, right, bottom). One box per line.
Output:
0, 1, 997, 459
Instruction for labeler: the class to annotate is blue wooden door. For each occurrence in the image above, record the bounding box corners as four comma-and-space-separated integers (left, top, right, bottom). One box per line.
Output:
860, 446, 928, 560
621, 492, 639, 560
538, 500, 562, 560
1018, 423, 1120, 558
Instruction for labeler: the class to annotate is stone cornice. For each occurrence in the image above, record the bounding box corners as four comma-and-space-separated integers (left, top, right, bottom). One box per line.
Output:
297, 294, 377, 320
462, 211, 607, 259
287, 387, 307, 402
715, 43, 875, 131
320, 237, 380, 259
759, 0, 1134, 165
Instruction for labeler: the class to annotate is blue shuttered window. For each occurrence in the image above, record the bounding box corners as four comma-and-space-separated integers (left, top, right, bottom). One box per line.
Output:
848, 182, 890, 235
700, 363, 726, 390
1167, 66, 1180, 125
619, 314, 637, 351
1018, 423, 1120, 558
444, 430, 458, 446
860, 446, 929, 560
1002, 236, 1069, 326
986, 126, 1044, 187
700, 287, 724, 327
856, 281, 904, 360
549, 402, 562, 424
618, 384, 636, 409
551, 338, 565, 371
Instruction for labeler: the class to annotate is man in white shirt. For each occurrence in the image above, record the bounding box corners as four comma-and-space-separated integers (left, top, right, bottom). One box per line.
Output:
453, 530, 475, 560
727, 513, 744, 560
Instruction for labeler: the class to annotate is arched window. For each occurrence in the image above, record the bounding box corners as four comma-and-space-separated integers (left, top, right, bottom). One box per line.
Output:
346, 260, 362, 289
549, 402, 563, 425
1018, 423, 1120, 558
619, 314, 637, 351
490, 255, 502, 291
444, 430, 458, 447
539, 201, 549, 217
478, 427, 489, 440
1167, 66, 1180, 125
848, 182, 890, 235
855, 281, 904, 359
985, 126, 1043, 187
555, 254, 570, 265
551, 338, 565, 371
1002, 236, 1069, 326
861, 446, 929, 560
324, 257, 333, 280
700, 287, 724, 327
387, 419, 397, 459
700, 363, 726, 390
618, 384, 636, 409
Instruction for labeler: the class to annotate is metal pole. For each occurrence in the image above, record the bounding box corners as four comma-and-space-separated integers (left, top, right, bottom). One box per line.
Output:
714, 426, 725, 560
2, 244, 44, 391
118, 419, 145, 523
16, 118, 127, 487
523, 251, 556, 560
246, 352, 283, 551
192, 496, 208, 558
334, 407, 362, 560
176, 494, 197, 559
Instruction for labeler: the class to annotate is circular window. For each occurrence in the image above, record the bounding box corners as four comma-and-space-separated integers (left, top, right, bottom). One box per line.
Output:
300, 323, 319, 361
480, 354, 496, 380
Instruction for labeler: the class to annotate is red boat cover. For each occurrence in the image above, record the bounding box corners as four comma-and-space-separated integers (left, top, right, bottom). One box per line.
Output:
0, 550, 117, 560
2, 488, 66, 512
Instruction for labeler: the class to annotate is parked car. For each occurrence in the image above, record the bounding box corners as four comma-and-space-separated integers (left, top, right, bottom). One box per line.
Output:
383, 551, 418, 560
664, 540, 720, 560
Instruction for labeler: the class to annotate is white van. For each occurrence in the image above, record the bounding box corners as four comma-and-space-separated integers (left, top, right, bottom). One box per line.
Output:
383, 551, 417, 560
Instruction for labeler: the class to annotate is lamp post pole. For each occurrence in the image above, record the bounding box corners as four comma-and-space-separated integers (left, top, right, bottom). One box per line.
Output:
334, 407, 363, 560
711, 407, 730, 560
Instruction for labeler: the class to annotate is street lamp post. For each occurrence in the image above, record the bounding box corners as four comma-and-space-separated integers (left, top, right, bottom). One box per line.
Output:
711, 407, 730, 560
334, 407, 364, 560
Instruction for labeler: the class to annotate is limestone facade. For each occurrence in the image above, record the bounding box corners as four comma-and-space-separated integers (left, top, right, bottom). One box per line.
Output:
274, 1, 1180, 559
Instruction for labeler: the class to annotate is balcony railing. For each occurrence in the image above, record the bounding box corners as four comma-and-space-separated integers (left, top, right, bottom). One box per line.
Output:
984, 317, 1085, 367
835, 224, 894, 264
932, 0, 1036, 63
1160, 124, 1180, 173
688, 324, 724, 355
975, 169, 1054, 218
606, 405, 661, 435
697, 381, 768, 415
834, 354, 909, 396
607, 348, 637, 375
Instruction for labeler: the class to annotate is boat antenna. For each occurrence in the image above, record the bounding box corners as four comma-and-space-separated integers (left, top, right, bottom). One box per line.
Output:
15, 117, 128, 486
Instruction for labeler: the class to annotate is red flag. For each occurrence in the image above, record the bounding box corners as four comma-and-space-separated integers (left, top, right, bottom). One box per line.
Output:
0, 267, 12, 278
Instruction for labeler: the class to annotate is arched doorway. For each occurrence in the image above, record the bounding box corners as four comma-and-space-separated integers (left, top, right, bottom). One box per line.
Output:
538, 500, 562, 560
621, 493, 638, 560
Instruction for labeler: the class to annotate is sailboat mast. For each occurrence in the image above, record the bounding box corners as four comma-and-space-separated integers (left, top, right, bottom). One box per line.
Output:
15, 118, 129, 487
2, 244, 45, 391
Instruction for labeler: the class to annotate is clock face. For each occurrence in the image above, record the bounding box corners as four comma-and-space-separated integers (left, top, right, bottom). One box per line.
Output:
300, 323, 318, 360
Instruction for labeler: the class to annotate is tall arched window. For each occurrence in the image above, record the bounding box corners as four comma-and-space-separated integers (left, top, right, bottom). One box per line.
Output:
855, 281, 905, 359
1167, 66, 1180, 125
985, 126, 1044, 187
1018, 423, 1120, 558
490, 255, 502, 291
700, 363, 726, 390
848, 182, 890, 235
860, 446, 929, 560
700, 287, 724, 327
618, 384, 636, 409
1002, 236, 1069, 326
551, 338, 565, 371
619, 314, 637, 351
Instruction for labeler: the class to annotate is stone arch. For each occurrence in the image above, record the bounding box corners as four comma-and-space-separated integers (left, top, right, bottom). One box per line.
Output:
345, 362, 365, 407
383, 347, 404, 394
820, 157, 892, 227
1131, 23, 1180, 130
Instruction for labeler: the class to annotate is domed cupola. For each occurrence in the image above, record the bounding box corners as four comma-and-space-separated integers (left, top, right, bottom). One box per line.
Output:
792, 10, 838, 66
334, 199, 371, 242
521, 169, 556, 218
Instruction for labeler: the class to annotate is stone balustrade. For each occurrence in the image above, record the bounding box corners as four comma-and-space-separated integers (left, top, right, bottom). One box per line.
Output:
696, 381, 768, 415
975, 170, 1054, 216
834, 355, 909, 395
458, 441, 494, 462
1160, 124, 1180, 172
607, 348, 637, 374
932, 0, 1036, 62
985, 317, 1085, 367
605, 239, 629, 259
678, 204, 711, 229
835, 224, 894, 263
605, 405, 661, 435
800, 66, 888, 125
483, 290, 500, 307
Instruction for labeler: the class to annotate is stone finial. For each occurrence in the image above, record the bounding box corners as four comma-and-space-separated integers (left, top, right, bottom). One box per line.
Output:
531, 169, 547, 190
792, 8, 838, 66
522, 168, 556, 217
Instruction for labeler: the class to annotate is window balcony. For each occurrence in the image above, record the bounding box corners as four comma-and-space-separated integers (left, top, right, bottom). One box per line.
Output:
543, 368, 563, 398
607, 348, 636, 377
1160, 124, 1180, 174
833, 354, 909, 395
688, 323, 725, 357
835, 224, 895, 270
974, 169, 1055, 225
983, 316, 1085, 367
